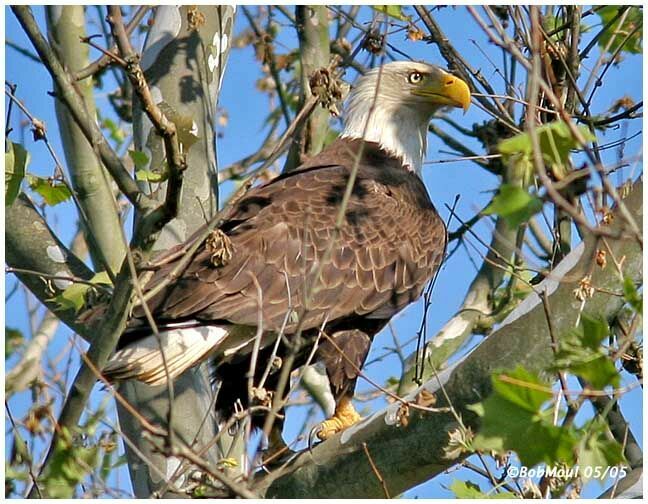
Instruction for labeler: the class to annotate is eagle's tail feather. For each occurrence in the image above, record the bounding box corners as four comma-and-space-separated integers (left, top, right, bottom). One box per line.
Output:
103, 326, 229, 386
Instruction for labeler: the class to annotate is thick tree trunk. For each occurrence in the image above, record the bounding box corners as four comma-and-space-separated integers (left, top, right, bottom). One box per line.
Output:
5, 195, 93, 335
121, 6, 236, 496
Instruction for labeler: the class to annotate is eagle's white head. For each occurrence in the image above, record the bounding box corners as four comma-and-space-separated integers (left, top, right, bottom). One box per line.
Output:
341, 61, 471, 174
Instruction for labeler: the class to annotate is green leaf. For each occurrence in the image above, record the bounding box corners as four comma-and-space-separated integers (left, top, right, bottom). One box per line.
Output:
483, 184, 543, 228
40, 428, 99, 498
538, 122, 596, 178
498, 133, 532, 157
450, 480, 516, 499
90, 271, 113, 286
551, 315, 619, 390
568, 356, 618, 390
50, 282, 89, 313
491, 365, 552, 411
5, 466, 29, 482
5, 465, 29, 497
49, 272, 113, 314
5, 141, 29, 206
577, 418, 625, 481
580, 315, 610, 350
5, 327, 24, 358
469, 366, 578, 467
128, 149, 149, 170
543, 14, 589, 42
101, 117, 125, 146
135, 166, 169, 183
622, 276, 642, 315
129, 149, 169, 182
498, 122, 596, 180
372, 5, 410, 21
596, 6, 642, 55
542, 15, 562, 42
27, 176, 72, 206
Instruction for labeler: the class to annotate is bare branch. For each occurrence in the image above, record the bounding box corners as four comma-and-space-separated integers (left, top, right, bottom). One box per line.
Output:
74, 6, 150, 81
107, 6, 186, 220
285, 5, 331, 171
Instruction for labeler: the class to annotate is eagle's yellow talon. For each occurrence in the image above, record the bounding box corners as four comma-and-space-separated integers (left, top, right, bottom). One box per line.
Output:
316, 397, 361, 440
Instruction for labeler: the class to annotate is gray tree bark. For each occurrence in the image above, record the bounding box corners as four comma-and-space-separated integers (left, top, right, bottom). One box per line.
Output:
6, 6, 641, 499
285, 5, 331, 171
6, 195, 93, 335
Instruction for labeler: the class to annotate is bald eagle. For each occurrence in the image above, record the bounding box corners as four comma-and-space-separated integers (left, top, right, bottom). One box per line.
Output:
102, 61, 470, 442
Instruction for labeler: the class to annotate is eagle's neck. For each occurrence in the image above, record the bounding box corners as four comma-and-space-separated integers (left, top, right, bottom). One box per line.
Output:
340, 99, 430, 175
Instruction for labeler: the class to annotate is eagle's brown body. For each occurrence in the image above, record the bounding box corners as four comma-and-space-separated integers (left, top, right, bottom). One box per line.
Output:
113, 138, 446, 421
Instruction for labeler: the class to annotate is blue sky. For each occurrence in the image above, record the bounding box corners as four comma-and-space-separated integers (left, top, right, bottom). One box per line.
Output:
4, 5, 643, 498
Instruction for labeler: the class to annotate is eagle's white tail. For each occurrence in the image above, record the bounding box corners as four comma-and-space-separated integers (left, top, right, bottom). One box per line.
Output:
103, 326, 229, 386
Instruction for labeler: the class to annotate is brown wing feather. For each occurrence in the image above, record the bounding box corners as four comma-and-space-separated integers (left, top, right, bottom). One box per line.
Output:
132, 139, 446, 337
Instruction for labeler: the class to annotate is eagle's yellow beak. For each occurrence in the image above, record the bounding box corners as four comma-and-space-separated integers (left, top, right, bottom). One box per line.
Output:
412, 73, 471, 113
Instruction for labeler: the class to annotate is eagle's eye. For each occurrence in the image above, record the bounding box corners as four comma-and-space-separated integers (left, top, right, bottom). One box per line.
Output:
408, 71, 423, 84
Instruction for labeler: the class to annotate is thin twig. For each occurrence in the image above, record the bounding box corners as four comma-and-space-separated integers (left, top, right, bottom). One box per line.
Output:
414, 5, 513, 124
75, 6, 150, 81
585, 102, 643, 127
362, 442, 390, 498
5, 267, 112, 292
242, 6, 292, 128
540, 290, 572, 409
5, 87, 119, 282
469, 6, 641, 243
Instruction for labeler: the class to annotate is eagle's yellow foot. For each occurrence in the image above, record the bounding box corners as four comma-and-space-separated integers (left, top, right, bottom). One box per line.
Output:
316, 397, 361, 441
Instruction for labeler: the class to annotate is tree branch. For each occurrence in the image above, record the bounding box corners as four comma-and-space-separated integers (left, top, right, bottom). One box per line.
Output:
414, 6, 513, 124
74, 6, 150, 81
46, 5, 127, 273
28, 256, 136, 497
285, 5, 331, 171
5, 194, 94, 339
5, 310, 60, 395
107, 6, 186, 221
399, 215, 517, 395
115, 6, 236, 497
